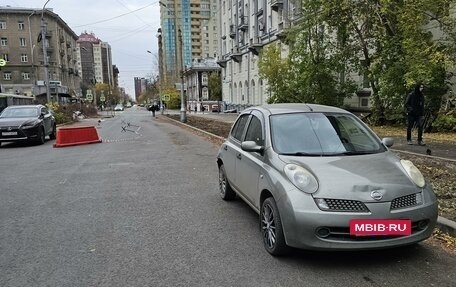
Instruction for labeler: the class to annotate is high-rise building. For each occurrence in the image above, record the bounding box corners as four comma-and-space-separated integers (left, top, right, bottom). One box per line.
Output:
0, 6, 81, 103
134, 77, 149, 102
76, 32, 114, 87
159, 0, 218, 86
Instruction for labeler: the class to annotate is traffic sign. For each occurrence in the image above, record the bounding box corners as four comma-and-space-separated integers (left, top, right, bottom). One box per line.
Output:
162, 94, 170, 101
100, 96, 105, 102
86, 89, 93, 101
0, 58, 6, 66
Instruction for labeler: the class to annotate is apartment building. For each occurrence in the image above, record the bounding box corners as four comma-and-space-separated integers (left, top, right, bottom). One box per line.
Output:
0, 6, 80, 103
159, 0, 219, 86
134, 77, 149, 102
217, 0, 303, 111
76, 32, 114, 88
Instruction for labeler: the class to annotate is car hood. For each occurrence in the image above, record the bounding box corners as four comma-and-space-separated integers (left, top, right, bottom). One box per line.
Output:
278, 151, 421, 202
0, 117, 37, 127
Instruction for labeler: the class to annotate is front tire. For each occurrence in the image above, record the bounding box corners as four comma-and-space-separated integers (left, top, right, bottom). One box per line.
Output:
49, 124, 56, 140
261, 197, 288, 256
219, 164, 236, 200
35, 127, 45, 145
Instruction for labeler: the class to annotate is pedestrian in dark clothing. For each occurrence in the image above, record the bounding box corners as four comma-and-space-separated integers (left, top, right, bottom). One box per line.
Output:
149, 104, 157, 117
201, 105, 205, 114
405, 83, 426, 146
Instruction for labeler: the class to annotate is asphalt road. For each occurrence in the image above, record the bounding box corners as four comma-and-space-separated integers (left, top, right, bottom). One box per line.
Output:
1, 107, 455, 287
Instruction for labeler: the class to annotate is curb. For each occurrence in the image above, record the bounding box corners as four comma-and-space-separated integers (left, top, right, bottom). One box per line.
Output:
437, 216, 456, 236
160, 114, 456, 238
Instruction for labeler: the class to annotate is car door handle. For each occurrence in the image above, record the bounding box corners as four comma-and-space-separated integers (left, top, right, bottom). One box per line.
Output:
236, 153, 242, 160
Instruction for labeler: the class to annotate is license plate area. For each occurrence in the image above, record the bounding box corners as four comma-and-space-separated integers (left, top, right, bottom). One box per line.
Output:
350, 219, 411, 236
2, 131, 18, 136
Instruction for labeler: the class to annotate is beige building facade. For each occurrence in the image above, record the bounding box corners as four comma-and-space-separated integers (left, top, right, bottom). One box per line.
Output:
0, 6, 81, 103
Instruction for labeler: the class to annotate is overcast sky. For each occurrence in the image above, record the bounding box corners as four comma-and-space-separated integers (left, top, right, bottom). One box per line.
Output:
5, 0, 162, 98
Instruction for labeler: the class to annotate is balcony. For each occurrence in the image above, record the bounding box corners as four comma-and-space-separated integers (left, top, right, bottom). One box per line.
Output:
229, 24, 236, 39
239, 16, 248, 31
230, 48, 242, 63
217, 56, 229, 68
271, 0, 283, 11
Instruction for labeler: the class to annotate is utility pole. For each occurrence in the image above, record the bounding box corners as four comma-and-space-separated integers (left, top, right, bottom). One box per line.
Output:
179, 28, 186, 123
41, 0, 51, 103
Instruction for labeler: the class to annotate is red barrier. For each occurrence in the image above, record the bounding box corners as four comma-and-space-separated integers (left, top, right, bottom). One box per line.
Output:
53, 126, 102, 148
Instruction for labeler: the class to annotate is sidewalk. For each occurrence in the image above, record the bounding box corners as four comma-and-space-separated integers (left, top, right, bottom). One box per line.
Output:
162, 110, 456, 237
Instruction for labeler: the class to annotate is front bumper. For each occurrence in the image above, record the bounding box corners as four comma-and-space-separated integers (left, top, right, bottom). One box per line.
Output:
0, 125, 41, 142
277, 189, 438, 251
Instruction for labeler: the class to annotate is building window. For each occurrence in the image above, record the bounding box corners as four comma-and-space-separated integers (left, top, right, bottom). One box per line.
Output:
0, 21, 6, 29
18, 21, 25, 30
3, 72, 12, 80
19, 38, 27, 47
1, 38, 7, 46
22, 72, 30, 80
361, 98, 369, 107
2, 54, 9, 61
21, 54, 28, 62
202, 73, 208, 85
202, 87, 208, 99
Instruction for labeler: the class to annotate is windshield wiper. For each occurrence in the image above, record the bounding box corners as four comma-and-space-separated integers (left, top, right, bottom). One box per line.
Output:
280, 152, 323, 156
337, 151, 377, 155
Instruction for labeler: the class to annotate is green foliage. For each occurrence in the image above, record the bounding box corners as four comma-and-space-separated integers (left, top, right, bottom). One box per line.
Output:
208, 72, 222, 101
257, 0, 456, 123
162, 87, 180, 109
46, 103, 98, 125
432, 110, 456, 132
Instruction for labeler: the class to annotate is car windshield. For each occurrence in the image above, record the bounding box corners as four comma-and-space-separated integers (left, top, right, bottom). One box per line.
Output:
0, 107, 38, 118
270, 112, 386, 156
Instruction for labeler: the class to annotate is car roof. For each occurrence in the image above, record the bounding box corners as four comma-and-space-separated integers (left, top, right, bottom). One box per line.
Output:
243, 103, 350, 115
5, 105, 43, 109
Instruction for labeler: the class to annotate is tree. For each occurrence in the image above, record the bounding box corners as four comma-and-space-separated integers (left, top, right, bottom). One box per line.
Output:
208, 72, 222, 101
259, 0, 456, 123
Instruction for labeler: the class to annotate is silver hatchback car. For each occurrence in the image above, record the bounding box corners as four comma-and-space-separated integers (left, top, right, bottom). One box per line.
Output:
216, 104, 438, 256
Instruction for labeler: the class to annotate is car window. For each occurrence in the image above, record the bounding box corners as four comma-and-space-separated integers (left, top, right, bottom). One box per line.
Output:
231, 114, 250, 141
270, 113, 384, 155
244, 115, 263, 146
0, 107, 38, 118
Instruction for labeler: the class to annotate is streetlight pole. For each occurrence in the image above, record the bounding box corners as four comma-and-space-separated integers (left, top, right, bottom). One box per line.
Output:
147, 49, 163, 115
178, 28, 186, 123
41, 0, 51, 103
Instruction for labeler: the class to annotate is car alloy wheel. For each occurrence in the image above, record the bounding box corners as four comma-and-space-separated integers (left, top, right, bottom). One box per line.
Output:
261, 197, 287, 256
35, 126, 45, 145
49, 124, 56, 140
219, 165, 235, 200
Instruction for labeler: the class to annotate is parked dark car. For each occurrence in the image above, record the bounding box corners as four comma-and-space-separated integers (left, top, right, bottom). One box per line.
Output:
217, 104, 438, 256
0, 105, 56, 146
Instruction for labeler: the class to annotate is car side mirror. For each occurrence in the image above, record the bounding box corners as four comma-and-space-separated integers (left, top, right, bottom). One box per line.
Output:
382, 137, 394, 148
241, 141, 264, 154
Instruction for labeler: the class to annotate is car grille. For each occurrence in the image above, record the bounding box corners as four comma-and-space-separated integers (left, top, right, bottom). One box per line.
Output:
0, 126, 20, 131
322, 198, 369, 212
391, 193, 420, 210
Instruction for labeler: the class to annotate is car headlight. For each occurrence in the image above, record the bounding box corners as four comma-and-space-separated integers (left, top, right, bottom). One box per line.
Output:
20, 120, 40, 128
284, 164, 319, 194
400, 160, 425, 188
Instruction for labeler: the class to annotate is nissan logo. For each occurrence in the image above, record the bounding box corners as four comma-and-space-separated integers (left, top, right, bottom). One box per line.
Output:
371, 190, 383, 201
